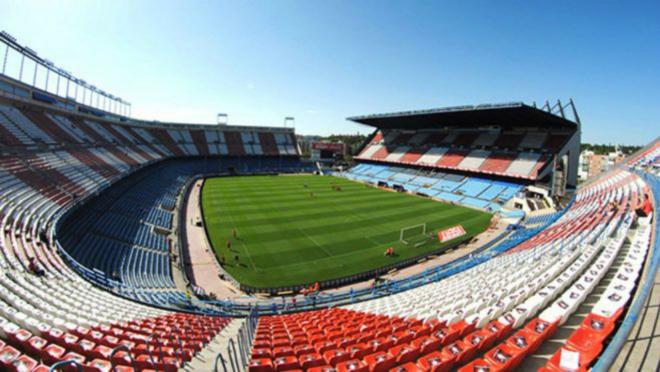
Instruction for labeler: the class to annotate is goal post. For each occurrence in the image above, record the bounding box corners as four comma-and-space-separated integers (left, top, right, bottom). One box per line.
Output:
400, 223, 427, 245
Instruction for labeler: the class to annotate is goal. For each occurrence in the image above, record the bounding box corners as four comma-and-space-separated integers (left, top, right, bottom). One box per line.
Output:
400, 223, 428, 246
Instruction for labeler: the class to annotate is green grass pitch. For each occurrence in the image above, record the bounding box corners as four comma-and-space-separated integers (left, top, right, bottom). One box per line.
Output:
201, 175, 492, 289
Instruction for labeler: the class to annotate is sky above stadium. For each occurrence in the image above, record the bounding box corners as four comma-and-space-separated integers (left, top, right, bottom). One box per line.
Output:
2, 0, 659, 144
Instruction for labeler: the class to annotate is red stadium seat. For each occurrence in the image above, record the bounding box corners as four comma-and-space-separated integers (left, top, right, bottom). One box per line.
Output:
294, 345, 315, 357
486, 321, 511, 341
448, 320, 475, 339
363, 351, 396, 372
410, 336, 442, 355
62, 351, 86, 366
389, 362, 423, 372
416, 351, 453, 372
135, 354, 178, 372
88, 358, 113, 371
299, 353, 325, 369
566, 327, 607, 356
252, 348, 272, 359
463, 331, 489, 353
273, 338, 291, 348
347, 344, 370, 360
0, 346, 20, 369
323, 348, 350, 366
366, 338, 391, 353
524, 318, 557, 345
505, 329, 536, 356
457, 358, 501, 372
580, 313, 616, 339
314, 341, 337, 355
25, 336, 47, 357
307, 365, 335, 372
545, 346, 593, 372
273, 355, 301, 371
42, 343, 67, 365
9, 328, 32, 349
273, 346, 295, 358
9, 354, 38, 372
483, 344, 518, 371
387, 344, 420, 364
249, 358, 275, 372
441, 340, 478, 367
336, 359, 368, 372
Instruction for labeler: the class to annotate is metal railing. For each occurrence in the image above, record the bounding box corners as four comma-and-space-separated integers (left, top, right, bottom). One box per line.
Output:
49, 360, 83, 371
109, 344, 137, 371
592, 171, 659, 371
214, 310, 259, 372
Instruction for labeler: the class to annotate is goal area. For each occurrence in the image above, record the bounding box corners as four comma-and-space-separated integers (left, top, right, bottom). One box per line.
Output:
400, 223, 429, 247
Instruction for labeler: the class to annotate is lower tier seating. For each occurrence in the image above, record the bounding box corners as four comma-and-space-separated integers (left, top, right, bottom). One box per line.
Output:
248, 168, 654, 372
341, 164, 522, 212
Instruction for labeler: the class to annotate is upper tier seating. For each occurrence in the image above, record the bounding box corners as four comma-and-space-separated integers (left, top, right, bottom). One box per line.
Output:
0, 101, 303, 302
0, 103, 299, 158
628, 139, 660, 168
356, 129, 573, 180
0, 99, 310, 368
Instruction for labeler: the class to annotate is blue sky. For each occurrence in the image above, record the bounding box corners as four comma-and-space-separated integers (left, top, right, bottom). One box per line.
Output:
2, 0, 659, 144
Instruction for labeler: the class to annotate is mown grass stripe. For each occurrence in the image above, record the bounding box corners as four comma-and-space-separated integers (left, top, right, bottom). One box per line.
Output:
201, 175, 491, 288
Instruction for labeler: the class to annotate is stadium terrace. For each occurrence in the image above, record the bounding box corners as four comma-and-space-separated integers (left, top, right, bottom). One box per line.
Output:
0, 31, 658, 372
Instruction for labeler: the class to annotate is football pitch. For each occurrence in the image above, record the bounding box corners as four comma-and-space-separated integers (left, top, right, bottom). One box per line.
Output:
201, 175, 492, 289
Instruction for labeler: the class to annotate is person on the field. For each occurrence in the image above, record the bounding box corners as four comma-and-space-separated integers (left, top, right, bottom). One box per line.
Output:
232, 228, 237, 239
234, 254, 239, 265
220, 253, 226, 266
227, 239, 232, 250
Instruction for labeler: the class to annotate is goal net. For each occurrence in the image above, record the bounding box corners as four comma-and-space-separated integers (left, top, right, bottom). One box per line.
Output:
400, 223, 428, 246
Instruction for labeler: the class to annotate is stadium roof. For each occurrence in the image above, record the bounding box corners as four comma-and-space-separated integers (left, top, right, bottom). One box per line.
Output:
348, 102, 579, 130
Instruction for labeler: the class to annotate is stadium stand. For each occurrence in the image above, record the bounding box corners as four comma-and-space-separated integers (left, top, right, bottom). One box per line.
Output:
248, 166, 656, 372
351, 104, 580, 194
341, 164, 522, 212
356, 131, 556, 180
0, 53, 657, 370
0, 87, 305, 302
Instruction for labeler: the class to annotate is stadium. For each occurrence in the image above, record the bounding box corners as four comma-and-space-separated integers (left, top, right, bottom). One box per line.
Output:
0, 5, 659, 372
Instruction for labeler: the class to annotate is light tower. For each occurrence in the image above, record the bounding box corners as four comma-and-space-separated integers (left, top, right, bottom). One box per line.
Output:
217, 113, 228, 126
